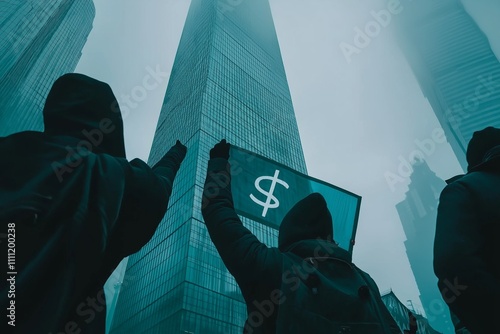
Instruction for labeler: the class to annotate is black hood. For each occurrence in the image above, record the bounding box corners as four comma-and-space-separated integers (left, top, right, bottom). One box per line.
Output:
466, 126, 500, 172
278, 192, 333, 252
43, 73, 126, 158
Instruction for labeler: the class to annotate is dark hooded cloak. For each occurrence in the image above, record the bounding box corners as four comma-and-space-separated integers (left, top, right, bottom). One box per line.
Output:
0, 73, 185, 333
434, 126, 500, 334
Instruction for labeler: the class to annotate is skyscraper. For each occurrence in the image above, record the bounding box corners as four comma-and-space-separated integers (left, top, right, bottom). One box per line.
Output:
381, 290, 440, 334
393, 0, 500, 171
396, 159, 452, 334
110, 0, 307, 333
0, 0, 95, 136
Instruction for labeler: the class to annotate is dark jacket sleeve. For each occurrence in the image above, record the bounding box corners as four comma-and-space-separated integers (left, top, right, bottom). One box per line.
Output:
201, 158, 281, 289
433, 181, 498, 333
73, 150, 185, 334
151, 144, 187, 196
111, 147, 185, 257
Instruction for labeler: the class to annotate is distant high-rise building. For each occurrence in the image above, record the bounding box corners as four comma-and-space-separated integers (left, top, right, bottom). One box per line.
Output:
396, 159, 453, 333
110, 0, 308, 333
0, 0, 95, 136
394, 0, 500, 171
381, 290, 440, 334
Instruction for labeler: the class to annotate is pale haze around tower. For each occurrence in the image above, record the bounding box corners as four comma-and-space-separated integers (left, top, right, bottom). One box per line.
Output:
74, 0, 500, 324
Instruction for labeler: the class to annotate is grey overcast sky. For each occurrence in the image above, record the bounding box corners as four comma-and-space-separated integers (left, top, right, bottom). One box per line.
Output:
76, 0, 500, 316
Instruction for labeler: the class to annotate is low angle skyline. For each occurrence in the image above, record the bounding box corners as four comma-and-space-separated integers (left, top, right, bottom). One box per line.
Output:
2, 0, 499, 332
74, 0, 500, 323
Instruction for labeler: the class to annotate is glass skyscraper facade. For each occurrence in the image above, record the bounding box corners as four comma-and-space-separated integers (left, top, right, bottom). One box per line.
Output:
0, 0, 95, 136
394, 0, 500, 171
110, 0, 307, 333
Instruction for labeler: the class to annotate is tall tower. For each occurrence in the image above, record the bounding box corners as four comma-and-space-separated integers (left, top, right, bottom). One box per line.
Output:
394, 0, 500, 171
381, 291, 440, 334
0, 0, 95, 136
396, 160, 453, 333
110, 0, 307, 333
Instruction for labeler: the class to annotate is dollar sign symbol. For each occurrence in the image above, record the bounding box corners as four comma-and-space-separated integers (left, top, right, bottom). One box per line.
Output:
250, 169, 289, 217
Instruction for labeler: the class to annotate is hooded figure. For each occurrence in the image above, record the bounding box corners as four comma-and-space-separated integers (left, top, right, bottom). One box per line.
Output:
0, 73, 186, 333
434, 126, 500, 334
202, 140, 401, 334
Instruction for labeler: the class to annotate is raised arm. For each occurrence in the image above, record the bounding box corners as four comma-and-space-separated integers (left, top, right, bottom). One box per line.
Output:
201, 140, 280, 286
150, 140, 187, 196
112, 140, 187, 256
